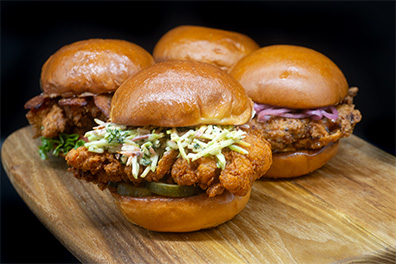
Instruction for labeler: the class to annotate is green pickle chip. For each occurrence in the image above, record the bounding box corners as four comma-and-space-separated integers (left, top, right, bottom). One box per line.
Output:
117, 182, 153, 197
146, 182, 201, 197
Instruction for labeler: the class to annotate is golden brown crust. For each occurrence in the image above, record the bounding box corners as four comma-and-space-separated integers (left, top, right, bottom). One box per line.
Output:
41, 39, 154, 97
153, 25, 260, 71
110, 60, 253, 127
247, 99, 361, 153
263, 141, 339, 178
229, 45, 349, 108
111, 189, 251, 232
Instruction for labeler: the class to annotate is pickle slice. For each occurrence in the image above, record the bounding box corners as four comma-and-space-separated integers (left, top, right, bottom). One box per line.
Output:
108, 181, 118, 188
117, 182, 153, 197
146, 182, 202, 197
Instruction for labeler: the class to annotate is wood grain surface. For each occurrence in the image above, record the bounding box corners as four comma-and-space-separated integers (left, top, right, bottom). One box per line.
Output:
2, 126, 396, 264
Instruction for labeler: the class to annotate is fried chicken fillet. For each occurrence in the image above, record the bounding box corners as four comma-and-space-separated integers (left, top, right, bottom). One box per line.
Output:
25, 94, 111, 138
248, 87, 362, 153
66, 130, 271, 197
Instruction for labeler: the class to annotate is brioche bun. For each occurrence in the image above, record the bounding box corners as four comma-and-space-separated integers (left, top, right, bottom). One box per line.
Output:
41, 39, 154, 97
110, 60, 253, 127
265, 141, 339, 178
111, 190, 251, 232
153, 25, 260, 71
229, 45, 349, 109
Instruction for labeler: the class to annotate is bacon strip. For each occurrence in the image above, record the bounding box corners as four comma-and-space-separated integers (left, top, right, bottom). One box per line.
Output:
93, 94, 112, 118
58, 97, 88, 107
24, 94, 50, 110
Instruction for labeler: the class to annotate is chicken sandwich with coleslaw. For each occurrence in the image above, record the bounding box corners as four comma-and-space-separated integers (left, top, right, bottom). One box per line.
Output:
65, 60, 272, 232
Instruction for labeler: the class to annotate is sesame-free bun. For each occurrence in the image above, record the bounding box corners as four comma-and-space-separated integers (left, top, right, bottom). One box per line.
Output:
229, 45, 349, 109
110, 60, 253, 127
264, 141, 339, 178
111, 190, 251, 232
153, 25, 260, 71
41, 39, 154, 97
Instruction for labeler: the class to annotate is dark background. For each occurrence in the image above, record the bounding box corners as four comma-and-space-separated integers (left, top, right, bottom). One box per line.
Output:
1, 1, 395, 263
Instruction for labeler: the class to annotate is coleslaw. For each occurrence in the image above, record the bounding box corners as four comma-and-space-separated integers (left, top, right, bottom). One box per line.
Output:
83, 119, 249, 179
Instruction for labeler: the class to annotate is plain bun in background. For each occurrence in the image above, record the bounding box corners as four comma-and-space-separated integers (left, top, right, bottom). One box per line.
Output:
153, 25, 260, 71
229, 45, 349, 109
112, 190, 251, 232
41, 39, 155, 97
110, 60, 253, 127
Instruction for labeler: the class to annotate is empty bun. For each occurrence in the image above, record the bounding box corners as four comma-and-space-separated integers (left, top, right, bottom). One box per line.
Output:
110, 60, 253, 127
264, 141, 339, 178
111, 190, 251, 232
153, 25, 260, 71
41, 39, 154, 97
229, 45, 349, 108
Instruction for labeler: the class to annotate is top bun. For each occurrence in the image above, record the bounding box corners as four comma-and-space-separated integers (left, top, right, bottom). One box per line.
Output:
110, 60, 253, 127
229, 45, 349, 109
153, 25, 260, 71
41, 39, 155, 97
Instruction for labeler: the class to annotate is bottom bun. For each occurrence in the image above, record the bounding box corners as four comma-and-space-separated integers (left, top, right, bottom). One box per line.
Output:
263, 141, 340, 178
111, 189, 251, 232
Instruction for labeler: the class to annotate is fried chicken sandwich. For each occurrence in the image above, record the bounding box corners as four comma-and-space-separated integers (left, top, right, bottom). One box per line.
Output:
229, 45, 362, 178
24, 39, 154, 159
65, 60, 272, 232
153, 25, 260, 71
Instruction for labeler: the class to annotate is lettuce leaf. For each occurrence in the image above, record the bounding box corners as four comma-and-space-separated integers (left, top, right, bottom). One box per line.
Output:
38, 133, 85, 160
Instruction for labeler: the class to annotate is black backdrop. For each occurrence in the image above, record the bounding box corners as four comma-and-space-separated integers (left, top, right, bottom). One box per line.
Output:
1, 1, 395, 263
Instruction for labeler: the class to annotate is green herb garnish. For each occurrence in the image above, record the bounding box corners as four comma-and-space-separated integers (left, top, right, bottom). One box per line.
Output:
105, 129, 131, 144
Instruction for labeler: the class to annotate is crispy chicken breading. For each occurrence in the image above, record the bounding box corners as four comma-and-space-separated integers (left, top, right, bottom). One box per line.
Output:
25, 94, 111, 138
220, 129, 272, 196
171, 156, 220, 193
248, 88, 362, 153
66, 130, 272, 197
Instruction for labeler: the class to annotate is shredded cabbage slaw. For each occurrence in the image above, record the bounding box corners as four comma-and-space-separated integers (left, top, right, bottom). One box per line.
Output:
83, 119, 249, 179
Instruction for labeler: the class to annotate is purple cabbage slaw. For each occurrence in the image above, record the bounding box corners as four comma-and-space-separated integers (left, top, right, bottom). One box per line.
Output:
254, 103, 338, 122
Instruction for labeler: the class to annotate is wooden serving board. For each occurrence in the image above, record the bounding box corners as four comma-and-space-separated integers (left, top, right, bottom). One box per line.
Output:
2, 126, 396, 263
